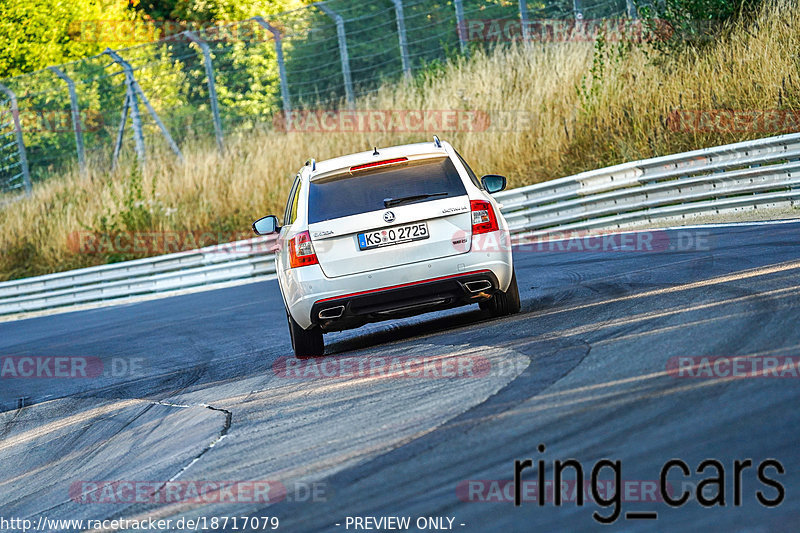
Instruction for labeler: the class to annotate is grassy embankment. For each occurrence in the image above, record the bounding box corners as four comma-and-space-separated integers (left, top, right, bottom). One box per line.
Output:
1, 0, 798, 280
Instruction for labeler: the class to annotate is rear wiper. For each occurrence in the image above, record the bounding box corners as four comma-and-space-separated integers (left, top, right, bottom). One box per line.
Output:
383, 192, 448, 208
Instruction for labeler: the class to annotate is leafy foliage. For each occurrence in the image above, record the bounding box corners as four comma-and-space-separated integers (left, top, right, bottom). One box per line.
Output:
637, 0, 765, 53
0, 0, 133, 79
132, 0, 307, 25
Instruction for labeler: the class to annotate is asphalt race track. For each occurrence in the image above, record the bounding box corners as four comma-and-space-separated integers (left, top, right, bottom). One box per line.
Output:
1, 220, 800, 532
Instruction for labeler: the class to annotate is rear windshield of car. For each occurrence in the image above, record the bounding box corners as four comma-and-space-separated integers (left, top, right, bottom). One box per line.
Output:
307, 157, 467, 223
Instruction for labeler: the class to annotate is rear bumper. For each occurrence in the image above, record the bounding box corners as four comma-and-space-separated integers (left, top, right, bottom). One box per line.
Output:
281, 236, 513, 330
310, 270, 499, 332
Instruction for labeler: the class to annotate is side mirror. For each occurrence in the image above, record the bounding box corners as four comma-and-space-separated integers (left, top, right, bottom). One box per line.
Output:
253, 215, 280, 235
481, 174, 507, 194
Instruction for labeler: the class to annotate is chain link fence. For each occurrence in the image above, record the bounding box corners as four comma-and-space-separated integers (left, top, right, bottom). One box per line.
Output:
0, 0, 632, 199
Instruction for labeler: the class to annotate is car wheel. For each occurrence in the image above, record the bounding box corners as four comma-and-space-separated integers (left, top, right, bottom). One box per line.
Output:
287, 310, 324, 358
480, 269, 521, 317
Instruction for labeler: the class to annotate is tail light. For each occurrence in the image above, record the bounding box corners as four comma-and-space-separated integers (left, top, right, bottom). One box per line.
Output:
289, 231, 319, 268
470, 200, 498, 234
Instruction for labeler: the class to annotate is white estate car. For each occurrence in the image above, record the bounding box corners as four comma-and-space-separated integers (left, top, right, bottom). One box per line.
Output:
253, 137, 519, 357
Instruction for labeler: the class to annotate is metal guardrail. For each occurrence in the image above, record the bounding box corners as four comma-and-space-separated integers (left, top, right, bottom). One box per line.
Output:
498, 131, 800, 237
0, 236, 277, 315
1, 132, 799, 316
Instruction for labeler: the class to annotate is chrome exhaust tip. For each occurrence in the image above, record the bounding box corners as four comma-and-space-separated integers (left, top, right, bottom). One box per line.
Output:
465, 280, 493, 293
318, 305, 345, 320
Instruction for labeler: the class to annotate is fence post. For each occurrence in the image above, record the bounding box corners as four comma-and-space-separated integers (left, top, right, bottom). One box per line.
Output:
184, 31, 224, 153
103, 50, 145, 165
453, 0, 468, 57
573, 0, 583, 20
105, 48, 184, 163
0, 83, 32, 195
391, 0, 411, 78
253, 17, 292, 120
48, 66, 87, 177
112, 91, 131, 170
519, 0, 531, 44
316, 2, 355, 107
626, 0, 637, 19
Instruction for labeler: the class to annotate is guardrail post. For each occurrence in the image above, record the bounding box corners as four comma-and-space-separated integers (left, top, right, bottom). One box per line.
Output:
184, 31, 225, 153
0, 83, 32, 195
391, 0, 411, 78
316, 2, 355, 108
519, 0, 531, 44
48, 66, 87, 177
453, 0, 468, 57
253, 17, 292, 120
104, 48, 184, 164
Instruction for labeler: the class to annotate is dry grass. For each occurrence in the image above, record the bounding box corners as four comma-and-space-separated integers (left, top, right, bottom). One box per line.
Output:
2, 0, 799, 280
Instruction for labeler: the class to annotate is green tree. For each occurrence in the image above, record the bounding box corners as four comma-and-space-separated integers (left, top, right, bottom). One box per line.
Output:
0, 0, 134, 79
131, 0, 308, 25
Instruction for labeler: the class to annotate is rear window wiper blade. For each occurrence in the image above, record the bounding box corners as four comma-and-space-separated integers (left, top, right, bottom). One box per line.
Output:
383, 192, 448, 208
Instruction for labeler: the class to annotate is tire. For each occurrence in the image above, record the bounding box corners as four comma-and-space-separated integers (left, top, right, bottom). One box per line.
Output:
480, 269, 521, 317
287, 311, 324, 358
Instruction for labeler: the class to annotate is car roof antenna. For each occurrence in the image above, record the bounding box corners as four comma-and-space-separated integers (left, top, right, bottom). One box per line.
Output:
373, 146, 379, 156
433, 135, 442, 148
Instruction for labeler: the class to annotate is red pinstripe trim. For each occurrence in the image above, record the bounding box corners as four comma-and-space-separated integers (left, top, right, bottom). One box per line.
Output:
315, 269, 492, 304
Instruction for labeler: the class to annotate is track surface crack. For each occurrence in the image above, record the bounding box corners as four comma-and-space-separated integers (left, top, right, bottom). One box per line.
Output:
164, 403, 232, 484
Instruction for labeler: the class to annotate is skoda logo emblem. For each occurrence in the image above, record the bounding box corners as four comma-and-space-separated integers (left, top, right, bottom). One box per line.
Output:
383, 211, 395, 223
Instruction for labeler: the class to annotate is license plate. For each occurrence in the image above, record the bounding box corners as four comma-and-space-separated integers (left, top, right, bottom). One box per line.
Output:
358, 222, 429, 250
